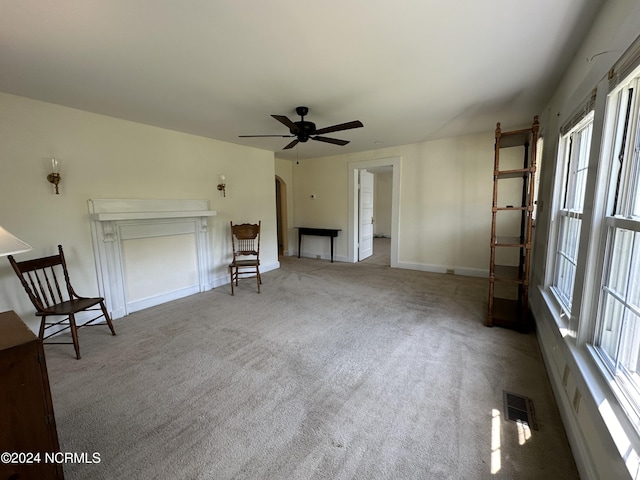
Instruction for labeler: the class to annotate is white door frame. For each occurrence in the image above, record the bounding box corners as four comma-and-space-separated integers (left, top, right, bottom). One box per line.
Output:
348, 156, 401, 266
358, 169, 375, 261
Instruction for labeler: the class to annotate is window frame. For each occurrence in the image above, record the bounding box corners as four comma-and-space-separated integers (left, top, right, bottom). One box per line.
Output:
591, 71, 640, 427
548, 112, 595, 319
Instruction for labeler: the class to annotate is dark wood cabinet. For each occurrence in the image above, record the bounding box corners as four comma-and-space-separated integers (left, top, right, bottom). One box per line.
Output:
487, 116, 539, 331
0, 310, 64, 480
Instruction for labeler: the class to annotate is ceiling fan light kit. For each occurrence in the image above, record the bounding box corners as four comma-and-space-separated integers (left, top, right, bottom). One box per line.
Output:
240, 106, 363, 150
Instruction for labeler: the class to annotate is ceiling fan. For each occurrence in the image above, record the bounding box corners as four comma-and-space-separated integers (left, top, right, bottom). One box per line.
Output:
239, 106, 363, 150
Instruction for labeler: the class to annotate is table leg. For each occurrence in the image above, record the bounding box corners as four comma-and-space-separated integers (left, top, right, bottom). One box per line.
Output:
330, 237, 334, 262
298, 231, 302, 258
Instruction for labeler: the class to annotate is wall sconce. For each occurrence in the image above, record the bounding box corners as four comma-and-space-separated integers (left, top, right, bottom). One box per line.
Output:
217, 175, 226, 197
47, 158, 61, 194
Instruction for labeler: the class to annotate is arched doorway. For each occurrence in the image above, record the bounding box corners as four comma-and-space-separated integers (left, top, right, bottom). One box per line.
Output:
275, 175, 288, 256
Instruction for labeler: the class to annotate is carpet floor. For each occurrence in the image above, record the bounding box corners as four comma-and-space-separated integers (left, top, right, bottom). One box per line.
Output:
45, 256, 578, 479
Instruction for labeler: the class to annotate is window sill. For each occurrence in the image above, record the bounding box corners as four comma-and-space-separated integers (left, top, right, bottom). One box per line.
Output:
539, 285, 572, 335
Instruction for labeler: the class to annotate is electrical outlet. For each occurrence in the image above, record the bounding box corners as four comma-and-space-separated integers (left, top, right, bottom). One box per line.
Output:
562, 364, 570, 387
572, 388, 581, 413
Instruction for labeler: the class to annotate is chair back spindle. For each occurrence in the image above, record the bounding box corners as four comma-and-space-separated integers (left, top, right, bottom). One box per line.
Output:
12, 254, 71, 313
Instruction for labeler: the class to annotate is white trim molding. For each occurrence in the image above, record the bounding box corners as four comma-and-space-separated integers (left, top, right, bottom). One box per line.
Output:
347, 156, 401, 266
88, 199, 216, 319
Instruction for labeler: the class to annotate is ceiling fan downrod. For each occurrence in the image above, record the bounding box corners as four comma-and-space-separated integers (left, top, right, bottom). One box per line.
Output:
293, 106, 314, 142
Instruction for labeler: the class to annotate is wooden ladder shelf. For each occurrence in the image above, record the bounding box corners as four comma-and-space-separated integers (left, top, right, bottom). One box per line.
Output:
487, 115, 539, 331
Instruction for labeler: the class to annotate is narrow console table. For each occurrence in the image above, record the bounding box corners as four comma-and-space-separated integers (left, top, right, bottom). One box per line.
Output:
296, 227, 341, 262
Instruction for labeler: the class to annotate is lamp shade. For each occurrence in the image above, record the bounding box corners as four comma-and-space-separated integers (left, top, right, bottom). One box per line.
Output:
0, 226, 32, 257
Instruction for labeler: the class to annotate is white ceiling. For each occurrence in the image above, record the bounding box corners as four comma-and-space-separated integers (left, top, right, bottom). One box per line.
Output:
0, 0, 604, 160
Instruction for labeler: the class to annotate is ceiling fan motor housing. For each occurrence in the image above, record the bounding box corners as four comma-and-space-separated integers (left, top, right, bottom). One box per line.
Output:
292, 106, 313, 141
292, 121, 316, 141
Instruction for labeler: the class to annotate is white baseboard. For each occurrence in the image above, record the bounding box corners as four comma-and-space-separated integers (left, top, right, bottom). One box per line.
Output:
534, 310, 600, 480
127, 285, 202, 314
296, 251, 348, 263
395, 261, 488, 278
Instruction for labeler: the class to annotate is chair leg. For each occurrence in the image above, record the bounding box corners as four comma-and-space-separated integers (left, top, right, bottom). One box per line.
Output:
229, 266, 235, 296
100, 301, 117, 336
69, 313, 81, 360
256, 268, 261, 293
39, 316, 47, 341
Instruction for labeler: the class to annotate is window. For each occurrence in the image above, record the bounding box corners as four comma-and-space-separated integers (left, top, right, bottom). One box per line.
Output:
594, 74, 640, 414
550, 113, 594, 314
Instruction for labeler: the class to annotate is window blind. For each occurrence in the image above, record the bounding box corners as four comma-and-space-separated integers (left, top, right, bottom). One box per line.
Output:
559, 88, 597, 136
608, 33, 640, 92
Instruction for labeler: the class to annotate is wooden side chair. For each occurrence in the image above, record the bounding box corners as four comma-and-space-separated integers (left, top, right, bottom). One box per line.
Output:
229, 221, 261, 295
8, 245, 116, 359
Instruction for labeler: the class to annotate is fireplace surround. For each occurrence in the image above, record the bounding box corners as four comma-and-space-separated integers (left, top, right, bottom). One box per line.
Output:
88, 199, 216, 319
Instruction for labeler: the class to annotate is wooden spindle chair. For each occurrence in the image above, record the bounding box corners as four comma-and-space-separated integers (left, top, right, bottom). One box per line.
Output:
8, 245, 116, 359
229, 221, 261, 295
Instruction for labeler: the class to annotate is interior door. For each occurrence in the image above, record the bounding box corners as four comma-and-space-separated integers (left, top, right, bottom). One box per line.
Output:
358, 169, 374, 261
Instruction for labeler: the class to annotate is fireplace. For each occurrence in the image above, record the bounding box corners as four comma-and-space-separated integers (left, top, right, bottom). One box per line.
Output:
88, 199, 216, 319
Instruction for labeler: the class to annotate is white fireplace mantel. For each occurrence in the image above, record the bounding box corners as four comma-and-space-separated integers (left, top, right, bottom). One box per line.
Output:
89, 198, 217, 220
88, 199, 217, 319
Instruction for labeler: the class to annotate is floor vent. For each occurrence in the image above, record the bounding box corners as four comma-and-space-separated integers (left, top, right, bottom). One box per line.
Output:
503, 391, 538, 430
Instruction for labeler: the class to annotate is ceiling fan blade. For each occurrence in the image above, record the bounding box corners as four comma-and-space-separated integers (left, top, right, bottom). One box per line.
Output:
239, 134, 293, 138
283, 139, 300, 150
272, 115, 299, 133
312, 136, 349, 146
314, 120, 363, 135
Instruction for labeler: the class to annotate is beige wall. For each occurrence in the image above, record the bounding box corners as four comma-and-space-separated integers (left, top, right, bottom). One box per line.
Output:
373, 171, 392, 237
291, 154, 349, 260
0, 92, 277, 330
287, 132, 495, 274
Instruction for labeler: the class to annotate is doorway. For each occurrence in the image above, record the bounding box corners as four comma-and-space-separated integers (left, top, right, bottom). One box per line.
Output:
348, 157, 401, 266
363, 166, 393, 265
275, 176, 288, 256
